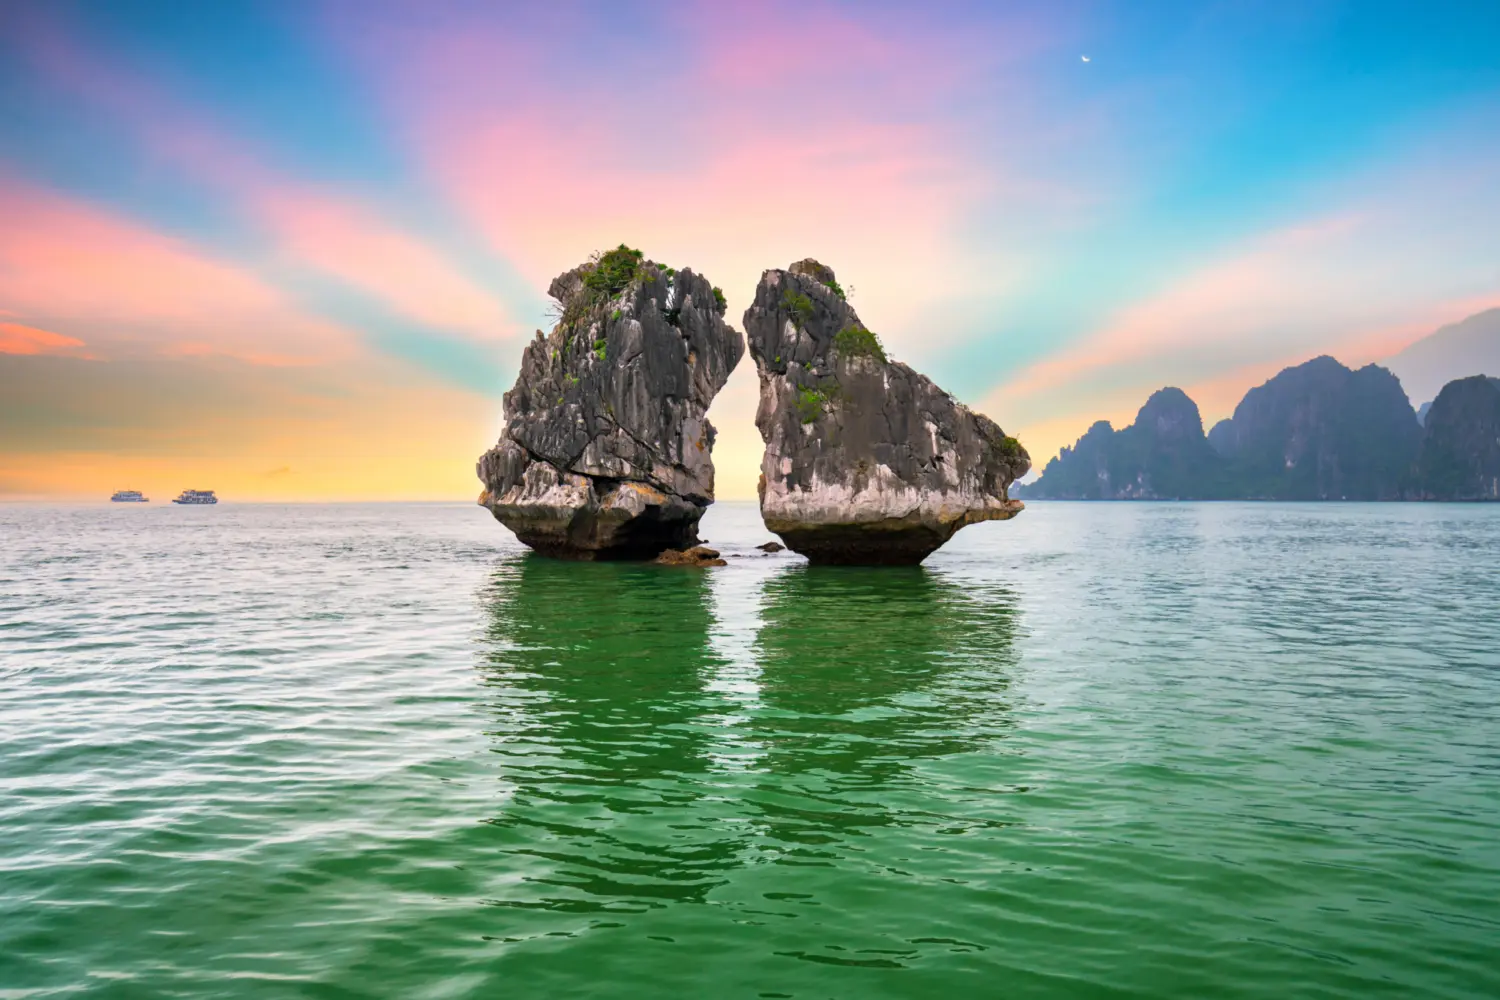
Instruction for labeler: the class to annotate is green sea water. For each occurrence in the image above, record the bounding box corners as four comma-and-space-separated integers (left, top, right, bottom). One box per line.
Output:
2, 500, 1497, 998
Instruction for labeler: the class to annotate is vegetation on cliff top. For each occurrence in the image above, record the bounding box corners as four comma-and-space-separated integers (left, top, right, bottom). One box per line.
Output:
833, 324, 887, 363
583, 244, 644, 299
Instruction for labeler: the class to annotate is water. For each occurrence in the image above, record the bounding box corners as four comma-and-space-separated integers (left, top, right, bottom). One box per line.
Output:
2, 501, 1497, 999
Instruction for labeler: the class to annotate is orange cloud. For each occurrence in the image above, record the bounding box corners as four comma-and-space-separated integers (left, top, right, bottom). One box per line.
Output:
0, 350, 500, 500
1001, 288, 1500, 476
0, 321, 93, 358
988, 124, 1500, 428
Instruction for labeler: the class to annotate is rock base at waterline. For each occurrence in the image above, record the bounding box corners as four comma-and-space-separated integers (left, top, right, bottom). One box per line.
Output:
653, 545, 726, 567
765, 503, 1023, 566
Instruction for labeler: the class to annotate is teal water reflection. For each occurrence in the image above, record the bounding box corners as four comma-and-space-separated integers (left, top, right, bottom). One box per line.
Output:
469, 557, 1026, 989
476, 557, 737, 911
4, 502, 1497, 998
747, 567, 1020, 846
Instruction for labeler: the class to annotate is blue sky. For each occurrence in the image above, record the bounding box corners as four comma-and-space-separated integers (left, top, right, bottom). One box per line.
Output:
1, 0, 1497, 497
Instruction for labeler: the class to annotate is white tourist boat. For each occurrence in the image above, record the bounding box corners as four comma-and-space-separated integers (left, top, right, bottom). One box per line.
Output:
110, 490, 149, 502
172, 489, 218, 505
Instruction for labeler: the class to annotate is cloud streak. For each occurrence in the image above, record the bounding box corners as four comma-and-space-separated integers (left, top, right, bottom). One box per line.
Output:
9, 7, 520, 346
0, 178, 358, 365
988, 121, 1500, 464
0, 322, 93, 358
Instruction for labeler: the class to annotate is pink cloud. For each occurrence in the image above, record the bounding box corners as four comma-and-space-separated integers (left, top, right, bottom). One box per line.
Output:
12, 9, 517, 343
983, 125, 1500, 465
334, 0, 1077, 339
989, 155, 1499, 418
1179, 291, 1500, 417
995, 214, 1373, 401
0, 179, 358, 365
256, 192, 515, 340
0, 322, 94, 358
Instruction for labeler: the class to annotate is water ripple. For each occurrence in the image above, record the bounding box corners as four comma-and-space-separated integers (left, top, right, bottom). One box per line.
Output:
0, 501, 1497, 997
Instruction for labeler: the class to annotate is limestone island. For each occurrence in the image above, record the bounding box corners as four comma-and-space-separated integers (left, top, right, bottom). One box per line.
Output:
744, 259, 1030, 565
477, 246, 744, 559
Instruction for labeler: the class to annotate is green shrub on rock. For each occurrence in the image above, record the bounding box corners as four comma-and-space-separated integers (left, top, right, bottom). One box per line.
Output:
833, 324, 887, 363
795, 386, 825, 423
582, 245, 644, 299
781, 290, 814, 325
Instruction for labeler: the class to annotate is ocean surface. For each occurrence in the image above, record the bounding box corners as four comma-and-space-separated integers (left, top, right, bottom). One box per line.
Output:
2, 500, 1497, 999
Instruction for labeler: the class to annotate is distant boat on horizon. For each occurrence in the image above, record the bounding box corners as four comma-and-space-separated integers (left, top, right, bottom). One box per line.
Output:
172, 489, 218, 505
110, 490, 149, 503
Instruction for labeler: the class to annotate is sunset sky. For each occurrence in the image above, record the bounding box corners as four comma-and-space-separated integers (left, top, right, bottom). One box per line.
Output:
3, 0, 1498, 500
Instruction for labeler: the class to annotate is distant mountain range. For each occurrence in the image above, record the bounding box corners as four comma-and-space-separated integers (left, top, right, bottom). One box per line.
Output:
1018, 357, 1500, 502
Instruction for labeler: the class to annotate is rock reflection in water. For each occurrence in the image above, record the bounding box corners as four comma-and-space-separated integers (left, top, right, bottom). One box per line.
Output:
746, 566, 1021, 849
471, 557, 1022, 942
474, 555, 739, 915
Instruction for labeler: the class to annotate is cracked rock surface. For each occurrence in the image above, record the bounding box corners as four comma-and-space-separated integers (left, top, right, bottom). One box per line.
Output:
744, 260, 1029, 565
478, 248, 744, 559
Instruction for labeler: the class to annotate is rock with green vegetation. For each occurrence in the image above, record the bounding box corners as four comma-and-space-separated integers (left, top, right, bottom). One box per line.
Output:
743, 259, 1029, 565
477, 245, 744, 558
1413, 375, 1500, 500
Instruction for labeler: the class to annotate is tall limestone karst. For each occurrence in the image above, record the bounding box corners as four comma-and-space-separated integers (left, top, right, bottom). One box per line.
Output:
743, 259, 1029, 565
1207, 356, 1420, 500
477, 246, 744, 558
1414, 375, 1500, 500
1021, 388, 1226, 499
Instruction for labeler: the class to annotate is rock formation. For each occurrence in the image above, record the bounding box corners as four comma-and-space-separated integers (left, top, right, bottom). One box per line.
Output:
477, 245, 744, 558
743, 259, 1029, 565
1207, 356, 1419, 500
1022, 356, 1436, 501
1413, 375, 1500, 500
1021, 388, 1227, 499
653, 545, 727, 567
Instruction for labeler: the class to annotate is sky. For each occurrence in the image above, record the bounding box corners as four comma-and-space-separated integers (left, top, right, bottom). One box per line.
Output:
2, 0, 1498, 500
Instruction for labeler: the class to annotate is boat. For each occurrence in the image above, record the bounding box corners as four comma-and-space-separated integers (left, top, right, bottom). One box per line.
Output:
110, 490, 149, 502
172, 489, 219, 505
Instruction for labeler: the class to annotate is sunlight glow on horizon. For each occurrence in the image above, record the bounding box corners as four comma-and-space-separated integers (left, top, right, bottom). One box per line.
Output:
1, 0, 1498, 499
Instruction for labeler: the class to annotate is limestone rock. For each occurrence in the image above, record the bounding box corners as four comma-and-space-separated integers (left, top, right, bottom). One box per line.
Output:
653, 545, 727, 567
743, 260, 1029, 565
1205, 356, 1419, 500
1414, 375, 1500, 500
756, 541, 785, 553
478, 246, 744, 558
1022, 388, 1227, 499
